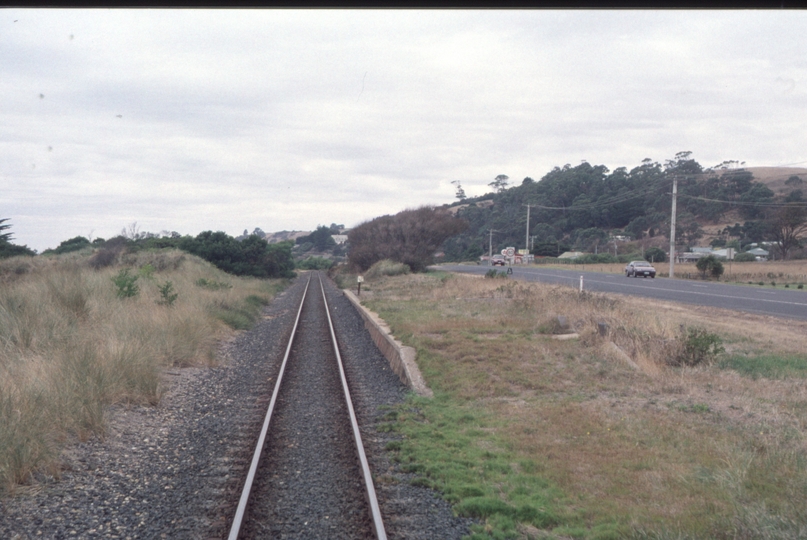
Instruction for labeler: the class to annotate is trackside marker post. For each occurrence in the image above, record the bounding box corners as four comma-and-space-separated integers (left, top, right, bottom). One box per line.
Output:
580, 275, 584, 292
357, 275, 364, 296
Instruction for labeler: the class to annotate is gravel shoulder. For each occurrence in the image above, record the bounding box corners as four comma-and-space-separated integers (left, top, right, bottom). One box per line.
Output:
0, 274, 473, 539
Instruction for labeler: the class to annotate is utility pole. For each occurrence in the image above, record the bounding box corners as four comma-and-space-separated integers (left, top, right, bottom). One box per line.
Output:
524, 204, 531, 257
488, 229, 496, 265
669, 175, 678, 278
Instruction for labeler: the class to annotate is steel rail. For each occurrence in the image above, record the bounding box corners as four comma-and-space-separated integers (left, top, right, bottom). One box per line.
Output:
227, 274, 312, 540
318, 273, 388, 540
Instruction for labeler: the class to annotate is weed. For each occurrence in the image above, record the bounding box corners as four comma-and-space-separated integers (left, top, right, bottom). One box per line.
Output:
157, 281, 178, 306
195, 277, 231, 290
111, 269, 139, 298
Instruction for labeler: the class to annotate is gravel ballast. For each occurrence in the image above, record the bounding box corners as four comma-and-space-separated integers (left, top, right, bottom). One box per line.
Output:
0, 273, 473, 539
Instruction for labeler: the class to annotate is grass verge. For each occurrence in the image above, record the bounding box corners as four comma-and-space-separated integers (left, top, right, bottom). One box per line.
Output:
358, 271, 807, 539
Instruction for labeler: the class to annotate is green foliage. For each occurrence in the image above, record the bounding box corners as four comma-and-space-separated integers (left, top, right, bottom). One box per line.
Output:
695, 255, 724, 278
443, 155, 781, 265
295, 225, 337, 252
0, 218, 11, 243
0, 218, 36, 259
111, 269, 139, 298
156, 281, 178, 306
296, 256, 334, 270
179, 231, 295, 279
644, 247, 666, 263
44, 236, 91, 255
669, 328, 725, 367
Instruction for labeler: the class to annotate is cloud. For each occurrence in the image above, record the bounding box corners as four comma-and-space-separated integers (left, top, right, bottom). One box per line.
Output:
2, 9, 807, 251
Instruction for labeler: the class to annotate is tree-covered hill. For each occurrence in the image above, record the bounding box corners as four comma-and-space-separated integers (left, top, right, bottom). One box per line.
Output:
441, 153, 804, 261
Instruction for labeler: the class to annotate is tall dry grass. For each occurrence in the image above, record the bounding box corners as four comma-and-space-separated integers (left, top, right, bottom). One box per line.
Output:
0, 250, 284, 493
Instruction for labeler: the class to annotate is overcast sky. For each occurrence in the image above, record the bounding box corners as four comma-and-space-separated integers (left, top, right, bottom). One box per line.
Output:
3, 9, 806, 252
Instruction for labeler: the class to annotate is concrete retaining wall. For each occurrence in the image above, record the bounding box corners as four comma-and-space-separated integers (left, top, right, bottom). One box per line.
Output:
343, 290, 433, 398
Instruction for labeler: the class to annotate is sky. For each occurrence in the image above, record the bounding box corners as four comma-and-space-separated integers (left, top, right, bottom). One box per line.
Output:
2, 9, 807, 252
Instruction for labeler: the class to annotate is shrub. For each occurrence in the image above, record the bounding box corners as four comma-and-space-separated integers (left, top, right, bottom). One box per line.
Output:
157, 281, 178, 306
644, 246, 666, 263
733, 252, 756, 262
668, 328, 725, 367
111, 269, 139, 298
179, 232, 295, 279
696, 255, 724, 279
365, 259, 411, 279
296, 256, 334, 270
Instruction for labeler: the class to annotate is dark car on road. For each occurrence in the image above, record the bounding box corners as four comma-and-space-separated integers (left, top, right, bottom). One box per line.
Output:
625, 260, 656, 278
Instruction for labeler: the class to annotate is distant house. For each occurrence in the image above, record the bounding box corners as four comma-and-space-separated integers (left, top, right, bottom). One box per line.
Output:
747, 247, 768, 256
678, 252, 707, 263
558, 251, 584, 259
331, 234, 348, 245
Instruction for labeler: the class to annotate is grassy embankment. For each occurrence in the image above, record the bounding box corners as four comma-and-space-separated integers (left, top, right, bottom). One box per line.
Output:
350, 269, 807, 539
0, 249, 286, 494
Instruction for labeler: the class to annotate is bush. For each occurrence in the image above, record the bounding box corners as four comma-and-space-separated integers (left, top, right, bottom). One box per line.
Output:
178, 232, 295, 279
668, 328, 725, 367
296, 256, 334, 270
696, 255, 724, 279
365, 259, 411, 279
111, 269, 139, 298
44, 236, 91, 255
733, 252, 756, 262
156, 281, 178, 306
644, 246, 666, 263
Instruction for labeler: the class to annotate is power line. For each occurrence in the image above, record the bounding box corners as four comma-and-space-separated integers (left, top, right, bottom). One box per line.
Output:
529, 179, 669, 211
678, 194, 807, 208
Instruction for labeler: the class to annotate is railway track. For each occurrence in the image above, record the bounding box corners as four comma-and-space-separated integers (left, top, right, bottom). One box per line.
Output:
228, 271, 386, 539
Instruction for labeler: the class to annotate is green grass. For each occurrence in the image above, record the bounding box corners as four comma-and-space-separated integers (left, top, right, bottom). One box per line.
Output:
719, 354, 807, 380
387, 394, 622, 539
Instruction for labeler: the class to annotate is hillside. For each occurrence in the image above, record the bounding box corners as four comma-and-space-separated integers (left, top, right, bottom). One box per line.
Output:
439, 160, 807, 260
745, 166, 807, 195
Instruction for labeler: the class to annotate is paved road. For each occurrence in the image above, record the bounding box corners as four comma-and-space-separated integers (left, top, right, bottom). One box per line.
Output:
439, 264, 807, 322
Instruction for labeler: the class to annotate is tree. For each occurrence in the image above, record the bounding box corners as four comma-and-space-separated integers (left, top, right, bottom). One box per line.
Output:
0, 218, 36, 258
488, 174, 509, 193
768, 203, 807, 260
44, 236, 91, 255
696, 255, 724, 279
451, 181, 467, 201
296, 226, 336, 252
0, 218, 11, 243
645, 247, 666, 263
348, 206, 468, 272
179, 231, 295, 278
